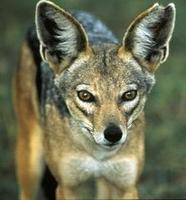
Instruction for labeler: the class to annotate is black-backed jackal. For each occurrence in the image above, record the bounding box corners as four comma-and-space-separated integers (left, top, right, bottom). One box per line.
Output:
14, 1, 175, 199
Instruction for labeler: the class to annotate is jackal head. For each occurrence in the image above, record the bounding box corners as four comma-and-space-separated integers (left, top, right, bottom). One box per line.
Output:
36, 1, 175, 150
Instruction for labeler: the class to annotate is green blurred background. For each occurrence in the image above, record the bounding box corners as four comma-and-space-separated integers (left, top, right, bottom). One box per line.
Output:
0, 0, 186, 199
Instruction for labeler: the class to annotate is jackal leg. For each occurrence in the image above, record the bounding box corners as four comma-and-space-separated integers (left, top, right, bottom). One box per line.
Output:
121, 187, 139, 199
16, 122, 44, 200
14, 41, 44, 200
56, 187, 63, 200
97, 178, 139, 200
97, 178, 112, 199
56, 183, 95, 200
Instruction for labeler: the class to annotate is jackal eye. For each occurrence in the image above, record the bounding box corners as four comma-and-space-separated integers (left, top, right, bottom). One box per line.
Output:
121, 90, 137, 101
77, 90, 95, 102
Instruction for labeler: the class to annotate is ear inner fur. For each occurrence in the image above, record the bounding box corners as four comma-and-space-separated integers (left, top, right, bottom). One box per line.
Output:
35, 0, 90, 72
122, 3, 176, 72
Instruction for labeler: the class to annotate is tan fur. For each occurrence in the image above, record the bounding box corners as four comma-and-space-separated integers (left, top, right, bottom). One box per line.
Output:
14, 1, 175, 199
14, 42, 44, 200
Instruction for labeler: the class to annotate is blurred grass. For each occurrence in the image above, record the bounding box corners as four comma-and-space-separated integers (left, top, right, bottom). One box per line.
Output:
140, 53, 186, 199
0, 0, 186, 199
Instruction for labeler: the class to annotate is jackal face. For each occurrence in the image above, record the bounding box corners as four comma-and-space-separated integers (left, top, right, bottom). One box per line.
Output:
36, 1, 175, 149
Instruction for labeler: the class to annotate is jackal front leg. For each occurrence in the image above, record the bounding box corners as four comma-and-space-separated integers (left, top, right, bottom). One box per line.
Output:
97, 178, 139, 200
121, 187, 139, 200
56, 186, 77, 200
16, 123, 44, 200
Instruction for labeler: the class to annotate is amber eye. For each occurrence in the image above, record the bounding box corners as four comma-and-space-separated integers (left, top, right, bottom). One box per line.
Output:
77, 90, 95, 102
122, 90, 137, 101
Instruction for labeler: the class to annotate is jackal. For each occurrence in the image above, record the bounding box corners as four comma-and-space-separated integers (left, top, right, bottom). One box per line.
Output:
14, 1, 176, 199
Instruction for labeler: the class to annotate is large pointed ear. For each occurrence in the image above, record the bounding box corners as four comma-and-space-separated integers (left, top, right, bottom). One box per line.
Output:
122, 3, 176, 72
35, 0, 89, 73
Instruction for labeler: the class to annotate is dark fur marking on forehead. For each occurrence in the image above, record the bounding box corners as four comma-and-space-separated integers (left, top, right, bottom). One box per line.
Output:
102, 50, 107, 68
92, 44, 120, 75
97, 49, 112, 76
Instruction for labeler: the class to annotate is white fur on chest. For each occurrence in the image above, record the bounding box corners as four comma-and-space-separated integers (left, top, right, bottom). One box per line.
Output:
59, 154, 137, 188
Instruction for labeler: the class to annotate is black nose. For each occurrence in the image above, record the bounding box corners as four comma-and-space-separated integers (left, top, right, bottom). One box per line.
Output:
104, 124, 122, 144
